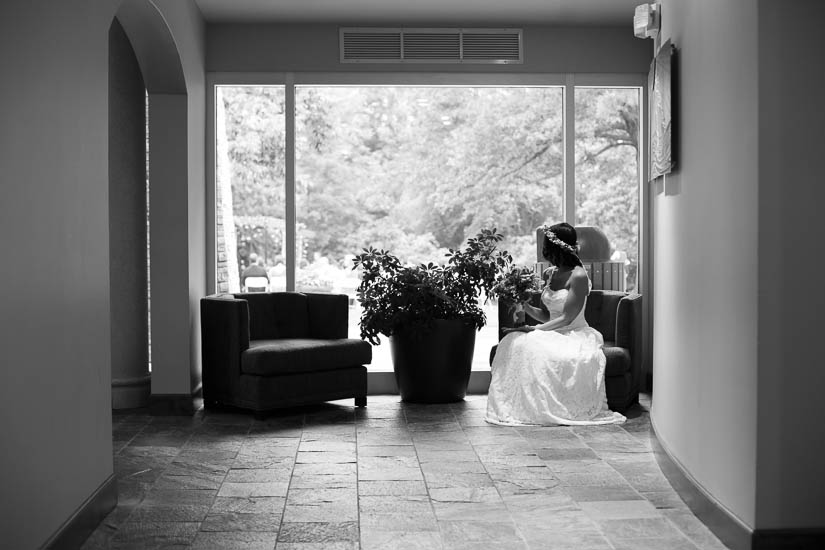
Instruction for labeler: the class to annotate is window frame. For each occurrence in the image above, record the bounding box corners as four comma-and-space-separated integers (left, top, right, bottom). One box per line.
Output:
206, 71, 649, 378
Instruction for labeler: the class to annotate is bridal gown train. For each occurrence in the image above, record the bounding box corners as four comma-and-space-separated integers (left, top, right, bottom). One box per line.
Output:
485, 284, 626, 426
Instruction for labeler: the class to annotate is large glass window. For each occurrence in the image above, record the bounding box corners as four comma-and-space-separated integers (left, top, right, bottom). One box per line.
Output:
294, 86, 564, 370
212, 80, 642, 372
574, 87, 641, 292
215, 85, 286, 294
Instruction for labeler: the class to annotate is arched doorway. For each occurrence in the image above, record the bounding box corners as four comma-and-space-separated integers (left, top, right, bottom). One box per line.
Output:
109, 0, 187, 409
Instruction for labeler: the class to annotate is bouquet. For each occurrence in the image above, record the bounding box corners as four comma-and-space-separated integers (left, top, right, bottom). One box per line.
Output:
491, 265, 539, 324
492, 264, 537, 304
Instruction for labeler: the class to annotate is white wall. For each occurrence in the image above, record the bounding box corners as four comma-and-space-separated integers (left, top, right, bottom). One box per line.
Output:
756, 0, 825, 530
651, 0, 759, 529
135, 0, 206, 396
0, 1, 117, 546
0, 0, 206, 544
154, 0, 207, 394
206, 24, 651, 74
109, 17, 150, 408
147, 93, 193, 393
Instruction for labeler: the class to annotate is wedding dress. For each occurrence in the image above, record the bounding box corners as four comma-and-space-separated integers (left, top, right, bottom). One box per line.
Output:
485, 283, 626, 426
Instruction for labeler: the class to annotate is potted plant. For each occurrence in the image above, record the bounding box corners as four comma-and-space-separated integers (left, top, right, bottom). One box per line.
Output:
353, 228, 511, 403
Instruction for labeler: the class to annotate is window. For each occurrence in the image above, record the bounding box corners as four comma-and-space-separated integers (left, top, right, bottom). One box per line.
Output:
294, 86, 564, 370
574, 87, 641, 292
211, 77, 642, 372
215, 85, 286, 294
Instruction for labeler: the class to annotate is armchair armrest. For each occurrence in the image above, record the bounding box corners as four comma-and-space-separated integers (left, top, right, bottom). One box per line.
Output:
202, 295, 250, 351
306, 292, 349, 339
201, 295, 250, 403
614, 294, 641, 348
615, 293, 643, 381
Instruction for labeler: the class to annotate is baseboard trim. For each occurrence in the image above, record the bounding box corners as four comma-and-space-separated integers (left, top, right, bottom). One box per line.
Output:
467, 370, 491, 394
43, 474, 116, 550
367, 371, 398, 394
111, 373, 151, 409
367, 370, 491, 397
751, 529, 825, 550
649, 417, 753, 550
149, 393, 203, 415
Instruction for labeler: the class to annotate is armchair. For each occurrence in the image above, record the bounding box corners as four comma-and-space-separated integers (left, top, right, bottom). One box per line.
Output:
584, 290, 643, 411
201, 292, 371, 415
491, 289, 642, 412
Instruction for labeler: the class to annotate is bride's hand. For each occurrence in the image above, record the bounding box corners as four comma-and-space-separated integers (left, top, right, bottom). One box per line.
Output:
503, 325, 535, 334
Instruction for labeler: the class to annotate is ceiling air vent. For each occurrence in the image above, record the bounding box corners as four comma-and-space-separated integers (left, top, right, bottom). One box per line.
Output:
462, 32, 521, 61
341, 31, 402, 60
403, 32, 461, 61
340, 28, 522, 64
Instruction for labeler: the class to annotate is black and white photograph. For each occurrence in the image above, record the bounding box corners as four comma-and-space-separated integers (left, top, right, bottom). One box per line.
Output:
2, 1, 824, 549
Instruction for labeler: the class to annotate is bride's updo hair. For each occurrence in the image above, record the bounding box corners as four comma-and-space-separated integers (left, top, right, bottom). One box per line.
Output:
541, 222, 583, 268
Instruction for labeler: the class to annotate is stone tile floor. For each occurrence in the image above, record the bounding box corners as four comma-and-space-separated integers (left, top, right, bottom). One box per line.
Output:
82, 394, 729, 549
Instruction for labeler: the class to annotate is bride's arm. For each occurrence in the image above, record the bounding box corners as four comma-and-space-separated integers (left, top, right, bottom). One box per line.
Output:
522, 266, 554, 322
522, 300, 549, 323
531, 269, 589, 332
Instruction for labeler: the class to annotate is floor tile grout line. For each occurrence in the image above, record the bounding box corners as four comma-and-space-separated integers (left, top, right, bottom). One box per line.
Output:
352, 407, 361, 550
194, 411, 253, 537
114, 416, 152, 456
272, 410, 308, 549
402, 401, 443, 550
111, 415, 211, 542
564, 413, 707, 550
566, 423, 655, 547
354, 405, 363, 550
460, 406, 531, 549
519, 423, 631, 549
108, 416, 153, 531
96, 396, 727, 550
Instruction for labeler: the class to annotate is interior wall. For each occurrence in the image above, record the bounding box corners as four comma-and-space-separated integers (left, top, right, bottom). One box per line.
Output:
109, 17, 150, 408
0, 1, 117, 546
127, 0, 206, 397
206, 24, 651, 74
651, 0, 759, 529
756, 0, 825, 530
154, 0, 207, 394
147, 92, 192, 394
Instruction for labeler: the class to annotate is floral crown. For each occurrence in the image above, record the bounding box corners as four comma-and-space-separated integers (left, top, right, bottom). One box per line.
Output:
541, 225, 578, 255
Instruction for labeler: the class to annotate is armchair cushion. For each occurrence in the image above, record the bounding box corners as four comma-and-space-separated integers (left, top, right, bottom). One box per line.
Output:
307, 293, 349, 339
235, 292, 310, 340
241, 338, 372, 376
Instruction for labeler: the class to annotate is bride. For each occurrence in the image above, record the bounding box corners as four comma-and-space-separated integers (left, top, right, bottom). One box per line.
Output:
485, 222, 626, 426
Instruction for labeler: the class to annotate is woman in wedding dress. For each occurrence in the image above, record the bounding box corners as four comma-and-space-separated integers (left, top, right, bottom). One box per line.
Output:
486, 223, 626, 426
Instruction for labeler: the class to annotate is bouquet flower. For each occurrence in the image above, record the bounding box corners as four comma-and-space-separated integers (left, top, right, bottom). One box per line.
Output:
491, 264, 537, 304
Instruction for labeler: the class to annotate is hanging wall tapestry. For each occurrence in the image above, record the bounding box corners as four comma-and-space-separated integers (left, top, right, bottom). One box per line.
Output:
649, 39, 676, 180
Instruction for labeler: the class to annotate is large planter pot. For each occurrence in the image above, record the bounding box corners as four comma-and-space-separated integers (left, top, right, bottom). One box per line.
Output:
389, 319, 476, 403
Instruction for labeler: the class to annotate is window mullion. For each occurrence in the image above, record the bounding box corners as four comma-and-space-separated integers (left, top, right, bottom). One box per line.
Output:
285, 75, 296, 291
563, 74, 576, 225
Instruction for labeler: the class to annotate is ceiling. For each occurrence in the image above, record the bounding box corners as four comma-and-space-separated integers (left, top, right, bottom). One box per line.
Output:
193, 0, 642, 26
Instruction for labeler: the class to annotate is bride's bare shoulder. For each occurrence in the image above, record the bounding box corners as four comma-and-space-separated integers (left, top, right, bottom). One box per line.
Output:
571, 265, 588, 278
568, 266, 589, 289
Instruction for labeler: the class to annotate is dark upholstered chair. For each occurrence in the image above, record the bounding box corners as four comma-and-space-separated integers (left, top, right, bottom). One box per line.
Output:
201, 292, 371, 415
490, 290, 643, 412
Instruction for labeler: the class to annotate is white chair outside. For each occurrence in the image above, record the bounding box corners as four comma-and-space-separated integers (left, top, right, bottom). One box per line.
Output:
244, 276, 269, 293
